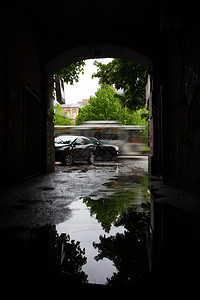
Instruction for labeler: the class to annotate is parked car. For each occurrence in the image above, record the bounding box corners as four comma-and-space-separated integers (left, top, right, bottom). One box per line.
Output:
55, 135, 95, 166
88, 137, 120, 160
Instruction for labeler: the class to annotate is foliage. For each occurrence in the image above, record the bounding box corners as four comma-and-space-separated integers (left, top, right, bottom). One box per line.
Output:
92, 59, 147, 110
82, 176, 150, 234
82, 195, 130, 233
83, 174, 151, 285
93, 208, 150, 285
56, 60, 85, 84
54, 103, 74, 125
75, 84, 148, 127
56, 233, 88, 283
75, 84, 119, 124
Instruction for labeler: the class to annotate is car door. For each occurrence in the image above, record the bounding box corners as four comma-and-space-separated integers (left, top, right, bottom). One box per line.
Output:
72, 137, 85, 160
82, 138, 94, 159
92, 138, 105, 159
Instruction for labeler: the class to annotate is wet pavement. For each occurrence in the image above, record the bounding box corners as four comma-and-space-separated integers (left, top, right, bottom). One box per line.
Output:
0, 157, 152, 294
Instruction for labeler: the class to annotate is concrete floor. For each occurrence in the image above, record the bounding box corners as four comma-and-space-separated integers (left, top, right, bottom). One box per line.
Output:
0, 157, 149, 229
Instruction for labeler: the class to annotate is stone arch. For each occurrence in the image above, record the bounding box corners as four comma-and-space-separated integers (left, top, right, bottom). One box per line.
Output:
46, 43, 153, 75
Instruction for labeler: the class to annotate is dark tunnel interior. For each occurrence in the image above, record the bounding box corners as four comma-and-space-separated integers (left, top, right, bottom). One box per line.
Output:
0, 1, 200, 296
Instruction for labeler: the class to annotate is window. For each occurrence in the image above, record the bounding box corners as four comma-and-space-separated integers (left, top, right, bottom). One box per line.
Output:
89, 138, 100, 145
55, 136, 76, 144
76, 138, 84, 145
83, 138, 91, 145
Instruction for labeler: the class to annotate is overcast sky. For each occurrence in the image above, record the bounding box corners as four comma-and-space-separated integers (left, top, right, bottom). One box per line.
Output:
64, 58, 113, 104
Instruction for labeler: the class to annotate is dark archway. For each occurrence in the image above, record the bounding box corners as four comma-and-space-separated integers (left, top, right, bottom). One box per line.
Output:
46, 44, 152, 75
1, 2, 200, 294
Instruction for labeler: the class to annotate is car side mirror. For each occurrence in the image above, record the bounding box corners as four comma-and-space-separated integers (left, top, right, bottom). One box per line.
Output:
74, 142, 81, 146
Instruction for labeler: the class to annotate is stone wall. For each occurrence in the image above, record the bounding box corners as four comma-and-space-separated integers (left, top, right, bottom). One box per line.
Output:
0, 12, 50, 187
152, 17, 200, 191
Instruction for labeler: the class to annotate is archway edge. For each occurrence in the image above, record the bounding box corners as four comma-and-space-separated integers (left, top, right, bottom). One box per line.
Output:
46, 44, 152, 75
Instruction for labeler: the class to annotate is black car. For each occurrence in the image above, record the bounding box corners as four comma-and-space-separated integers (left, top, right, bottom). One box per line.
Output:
55, 135, 95, 166
88, 137, 120, 160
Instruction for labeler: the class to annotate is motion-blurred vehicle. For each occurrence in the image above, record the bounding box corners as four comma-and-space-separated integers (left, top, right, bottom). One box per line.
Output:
55, 135, 95, 166
54, 121, 146, 156
88, 137, 120, 160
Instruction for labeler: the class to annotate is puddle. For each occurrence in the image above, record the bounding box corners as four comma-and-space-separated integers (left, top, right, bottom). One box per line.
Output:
0, 160, 151, 290
57, 199, 125, 284
56, 175, 150, 285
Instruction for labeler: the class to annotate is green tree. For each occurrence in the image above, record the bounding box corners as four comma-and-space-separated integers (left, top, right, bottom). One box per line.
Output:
75, 84, 148, 126
54, 61, 85, 125
56, 60, 85, 84
92, 59, 147, 111
75, 84, 121, 125
54, 103, 74, 125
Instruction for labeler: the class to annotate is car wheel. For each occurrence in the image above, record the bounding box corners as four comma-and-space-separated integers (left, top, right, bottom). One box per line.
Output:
88, 152, 95, 164
63, 152, 74, 166
104, 151, 113, 161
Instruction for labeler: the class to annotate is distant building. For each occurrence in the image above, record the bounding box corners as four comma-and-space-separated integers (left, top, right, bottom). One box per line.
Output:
61, 99, 89, 123
78, 99, 89, 107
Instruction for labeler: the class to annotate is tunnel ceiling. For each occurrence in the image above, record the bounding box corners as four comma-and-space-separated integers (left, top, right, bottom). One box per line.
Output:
23, 0, 158, 66
3, 1, 194, 70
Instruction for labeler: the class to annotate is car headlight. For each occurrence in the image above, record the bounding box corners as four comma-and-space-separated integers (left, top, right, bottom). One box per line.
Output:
114, 146, 119, 151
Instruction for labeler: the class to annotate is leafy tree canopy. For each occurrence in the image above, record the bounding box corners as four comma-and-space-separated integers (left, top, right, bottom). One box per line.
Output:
76, 84, 119, 124
92, 59, 147, 111
75, 84, 148, 126
56, 60, 85, 85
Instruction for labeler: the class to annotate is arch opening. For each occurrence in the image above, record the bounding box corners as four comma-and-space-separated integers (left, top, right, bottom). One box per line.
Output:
46, 44, 153, 75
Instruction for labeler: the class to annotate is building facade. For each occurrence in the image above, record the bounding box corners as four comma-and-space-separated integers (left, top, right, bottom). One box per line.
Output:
61, 99, 89, 123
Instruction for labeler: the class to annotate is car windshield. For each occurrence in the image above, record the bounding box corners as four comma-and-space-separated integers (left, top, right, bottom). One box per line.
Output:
55, 136, 76, 145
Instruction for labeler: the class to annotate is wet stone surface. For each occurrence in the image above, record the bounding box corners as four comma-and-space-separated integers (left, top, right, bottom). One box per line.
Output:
0, 158, 151, 291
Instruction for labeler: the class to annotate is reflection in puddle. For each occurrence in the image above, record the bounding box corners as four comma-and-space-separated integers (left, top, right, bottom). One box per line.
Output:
57, 199, 125, 284
0, 164, 151, 290
56, 233, 88, 284
56, 175, 150, 285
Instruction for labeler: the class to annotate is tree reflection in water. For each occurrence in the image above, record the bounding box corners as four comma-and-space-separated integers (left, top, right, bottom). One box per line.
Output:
93, 207, 150, 285
82, 175, 151, 285
55, 175, 151, 285
82, 176, 150, 234
56, 233, 88, 284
